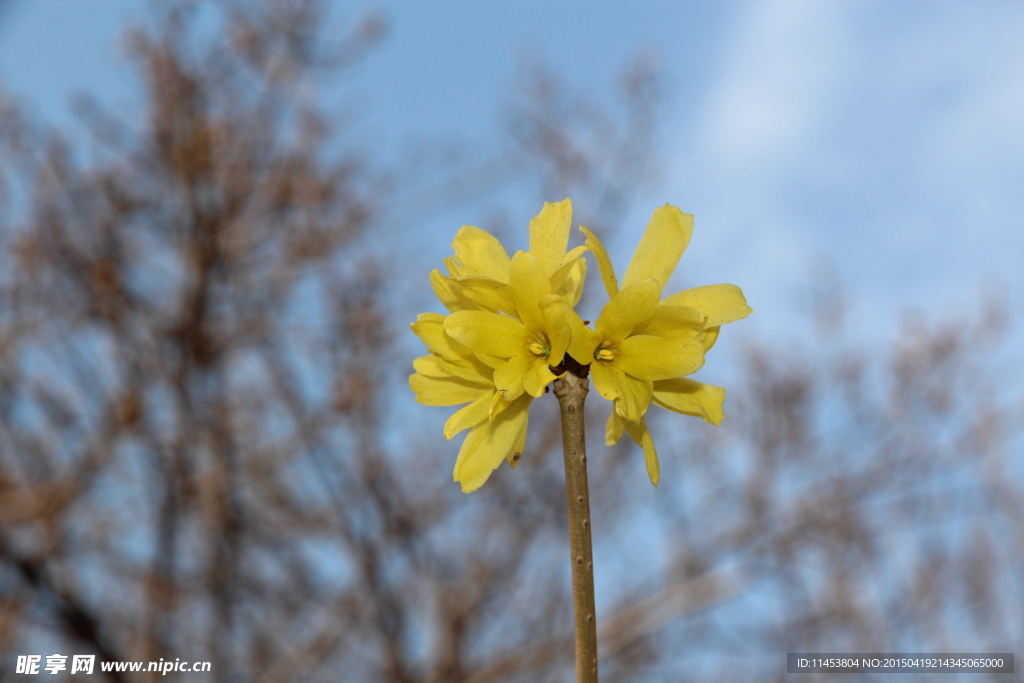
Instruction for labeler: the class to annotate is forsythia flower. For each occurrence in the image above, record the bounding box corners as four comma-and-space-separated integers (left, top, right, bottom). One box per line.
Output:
411, 198, 750, 492
410, 199, 588, 492
568, 204, 752, 485
410, 313, 532, 492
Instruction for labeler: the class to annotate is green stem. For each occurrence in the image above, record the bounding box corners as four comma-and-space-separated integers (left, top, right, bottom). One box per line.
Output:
553, 358, 598, 683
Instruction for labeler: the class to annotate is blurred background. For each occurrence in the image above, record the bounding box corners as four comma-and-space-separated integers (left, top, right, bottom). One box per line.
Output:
1, 1, 1022, 681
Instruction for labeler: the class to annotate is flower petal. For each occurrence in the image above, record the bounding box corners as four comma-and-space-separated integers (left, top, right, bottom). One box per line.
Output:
411, 313, 456, 357
555, 256, 587, 308
580, 226, 619, 299
433, 354, 495, 384
652, 378, 726, 425
618, 333, 706, 381
494, 352, 531, 402
505, 414, 529, 468
409, 372, 488, 406
620, 204, 693, 292
613, 374, 653, 422
444, 389, 494, 439
633, 304, 705, 337
508, 251, 551, 332
528, 198, 572, 276
605, 409, 625, 446
523, 356, 558, 397
661, 284, 752, 327
623, 417, 660, 486
453, 394, 532, 492
450, 225, 512, 281
443, 256, 463, 278
567, 312, 603, 366
541, 295, 572, 365
595, 279, 660, 341
699, 325, 720, 351
489, 390, 513, 419
445, 311, 524, 359
549, 245, 588, 293
411, 315, 496, 381
412, 355, 448, 378
430, 270, 477, 312
588, 361, 620, 402
454, 276, 517, 315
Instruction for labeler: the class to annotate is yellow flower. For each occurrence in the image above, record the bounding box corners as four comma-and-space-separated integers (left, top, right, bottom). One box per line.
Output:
431, 198, 589, 314
445, 251, 574, 401
569, 204, 752, 485
410, 313, 531, 493
410, 199, 590, 492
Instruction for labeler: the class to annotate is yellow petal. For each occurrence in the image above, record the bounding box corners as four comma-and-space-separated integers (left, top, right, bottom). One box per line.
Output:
652, 378, 726, 425
412, 354, 448, 378
454, 276, 517, 314
522, 356, 558, 397
613, 374, 653, 422
541, 295, 572, 365
444, 256, 463, 278
699, 325, 720, 351
623, 418, 660, 486
489, 390, 513, 419
472, 352, 506, 371
411, 313, 447, 354
588, 361, 620, 402
444, 389, 494, 439
413, 311, 446, 327
662, 284, 752, 327
506, 413, 529, 468
555, 256, 587, 308
643, 430, 660, 485
508, 251, 551, 332
620, 204, 693, 293
430, 270, 477, 313
528, 198, 572, 276
604, 409, 625, 446
567, 312, 602, 366
433, 354, 495, 385
618, 333, 706, 381
580, 226, 619, 299
411, 317, 495, 381
411, 313, 466, 361
594, 362, 652, 421
409, 373, 488, 406
549, 245, 588, 293
445, 311, 524, 359
454, 394, 532, 492
595, 279, 660, 341
633, 304, 705, 337
450, 225, 512, 281
493, 352, 531, 402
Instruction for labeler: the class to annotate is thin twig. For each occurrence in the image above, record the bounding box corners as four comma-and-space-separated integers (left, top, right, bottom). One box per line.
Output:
553, 357, 598, 683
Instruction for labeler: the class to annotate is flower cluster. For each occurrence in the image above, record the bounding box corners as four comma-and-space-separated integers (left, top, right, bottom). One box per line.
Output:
410, 199, 751, 491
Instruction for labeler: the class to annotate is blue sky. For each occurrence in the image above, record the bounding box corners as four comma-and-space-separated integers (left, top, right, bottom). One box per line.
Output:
2, 0, 1022, 352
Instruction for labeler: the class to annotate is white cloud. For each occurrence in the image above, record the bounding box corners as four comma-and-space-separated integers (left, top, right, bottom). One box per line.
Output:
679, 0, 1024, 339
701, 0, 853, 164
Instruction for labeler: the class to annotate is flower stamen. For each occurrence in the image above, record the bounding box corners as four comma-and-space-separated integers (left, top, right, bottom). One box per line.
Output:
528, 333, 552, 358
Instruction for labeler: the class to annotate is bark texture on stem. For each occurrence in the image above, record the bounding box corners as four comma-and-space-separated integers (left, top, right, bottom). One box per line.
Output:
553, 358, 598, 683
